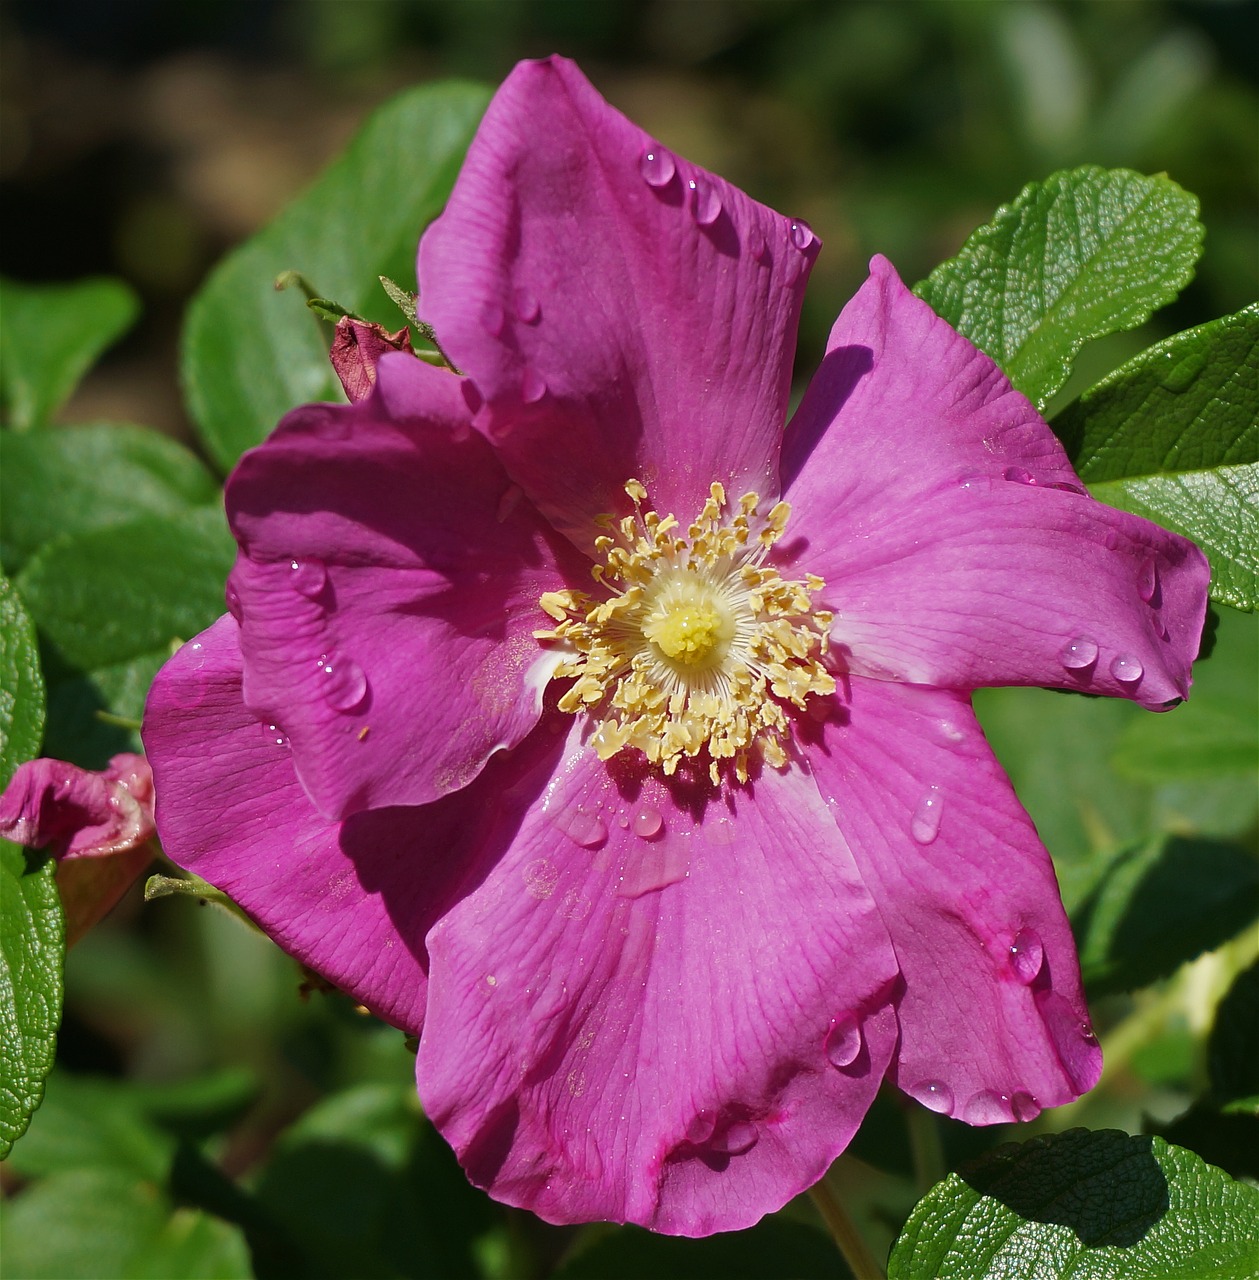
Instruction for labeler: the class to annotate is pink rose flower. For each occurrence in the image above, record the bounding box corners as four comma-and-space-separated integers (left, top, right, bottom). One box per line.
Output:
142, 58, 1208, 1234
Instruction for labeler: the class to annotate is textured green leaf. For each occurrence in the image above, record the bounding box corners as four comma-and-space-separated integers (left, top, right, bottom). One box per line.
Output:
1055, 305, 1258, 481
1089, 464, 1258, 612
16, 508, 234, 673
1071, 835, 1259, 997
182, 79, 489, 472
888, 1130, 1259, 1280
916, 167, 1202, 408
0, 276, 140, 431
0, 571, 61, 1158
0, 423, 220, 575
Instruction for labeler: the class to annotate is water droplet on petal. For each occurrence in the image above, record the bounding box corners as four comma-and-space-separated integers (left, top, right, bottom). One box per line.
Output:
711, 1121, 758, 1155
1059, 636, 1098, 670
910, 786, 944, 844
685, 1110, 716, 1144
747, 224, 768, 261
1110, 653, 1143, 684
479, 300, 506, 337
556, 805, 607, 849
963, 1090, 1013, 1124
1045, 479, 1086, 495
1011, 1091, 1040, 1122
523, 859, 558, 900
170, 641, 209, 709
935, 718, 966, 745
1138, 558, 1159, 603
825, 1014, 862, 1068
1080, 1019, 1099, 1045
513, 287, 540, 323
639, 146, 676, 188
631, 806, 663, 839
262, 722, 290, 749
225, 582, 243, 622
908, 1080, 953, 1114
521, 366, 547, 404
788, 219, 815, 250
289, 557, 327, 598
1004, 466, 1036, 485
316, 652, 368, 712
688, 177, 722, 226
1008, 927, 1044, 984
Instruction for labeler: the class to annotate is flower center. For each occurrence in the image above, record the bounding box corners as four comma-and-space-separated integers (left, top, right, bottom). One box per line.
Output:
536, 480, 834, 784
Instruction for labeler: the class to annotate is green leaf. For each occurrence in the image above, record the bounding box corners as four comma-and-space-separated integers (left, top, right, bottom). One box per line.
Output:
888, 1130, 1259, 1280
0, 571, 61, 1158
0, 423, 221, 575
1071, 835, 1259, 997
1055, 306, 1258, 481
182, 79, 490, 472
1089, 464, 1258, 613
916, 167, 1202, 408
16, 508, 234, 673
0, 277, 140, 431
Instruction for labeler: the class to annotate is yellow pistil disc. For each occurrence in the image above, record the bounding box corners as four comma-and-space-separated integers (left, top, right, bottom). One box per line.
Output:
535, 480, 835, 784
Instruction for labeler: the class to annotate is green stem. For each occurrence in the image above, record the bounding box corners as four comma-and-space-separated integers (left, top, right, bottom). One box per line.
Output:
906, 1104, 946, 1192
807, 1172, 885, 1280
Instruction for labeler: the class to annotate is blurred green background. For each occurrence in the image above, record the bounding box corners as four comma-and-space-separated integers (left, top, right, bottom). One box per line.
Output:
1, 2, 1255, 1277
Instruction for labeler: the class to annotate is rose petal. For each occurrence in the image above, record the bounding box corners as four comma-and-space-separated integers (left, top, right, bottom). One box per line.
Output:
419, 723, 899, 1234
780, 257, 1208, 708
226, 355, 578, 820
419, 56, 815, 548
805, 677, 1102, 1121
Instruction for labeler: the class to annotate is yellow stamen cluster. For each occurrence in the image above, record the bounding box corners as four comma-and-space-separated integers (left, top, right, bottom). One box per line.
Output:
535, 480, 835, 784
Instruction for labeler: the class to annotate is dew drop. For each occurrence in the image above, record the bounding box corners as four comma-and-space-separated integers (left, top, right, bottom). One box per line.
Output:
513, 287, 540, 323
688, 177, 722, 226
316, 652, 368, 712
556, 805, 607, 849
788, 219, 815, 250
963, 1090, 1013, 1125
908, 1080, 953, 1114
910, 786, 944, 844
1137, 558, 1159, 603
747, 224, 768, 262
639, 146, 676, 188
935, 718, 966, 745
1059, 635, 1098, 670
262, 722, 290, 749
1110, 653, 1144, 684
711, 1121, 758, 1155
521, 366, 547, 404
1011, 1091, 1040, 1122
685, 1110, 716, 1144
1080, 1019, 1099, 1045
225, 582, 243, 622
479, 300, 506, 337
171, 641, 209, 709
289, 557, 327, 598
1008, 927, 1044, 985
631, 806, 663, 839
1045, 479, 1086, 495
523, 858, 559, 900
1003, 466, 1036, 485
824, 1014, 862, 1069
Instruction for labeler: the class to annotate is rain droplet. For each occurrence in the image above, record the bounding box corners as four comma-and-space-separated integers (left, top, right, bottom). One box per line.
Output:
225, 582, 243, 622
710, 1121, 758, 1155
1045, 480, 1086, 495
1008, 927, 1044, 985
1011, 1091, 1040, 1122
747, 224, 768, 262
788, 219, 815, 250
685, 1110, 716, 1144
935, 718, 966, 745
907, 1080, 953, 1114
316, 652, 368, 712
1003, 466, 1036, 485
1080, 1020, 1099, 1045
513, 287, 540, 323
523, 859, 559, 900
171, 641, 209, 709
963, 1090, 1013, 1124
262, 722, 290, 749
556, 805, 606, 849
1137, 558, 1158, 603
1110, 653, 1144, 684
688, 177, 721, 226
631, 806, 663, 839
479, 300, 506, 337
289, 557, 326, 598
521, 366, 547, 404
910, 786, 944, 844
825, 1014, 862, 1068
639, 146, 676, 188
1059, 636, 1098, 670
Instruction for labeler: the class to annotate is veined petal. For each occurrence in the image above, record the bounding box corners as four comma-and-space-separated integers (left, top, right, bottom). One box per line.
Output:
806, 678, 1102, 1121
780, 257, 1208, 708
418, 56, 815, 549
226, 355, 578, 821
418, 723, 899, 1235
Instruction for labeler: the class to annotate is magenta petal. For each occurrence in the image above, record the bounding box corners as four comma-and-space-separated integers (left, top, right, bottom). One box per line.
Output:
781, 258, 1208, 708
418, 726, 900, 1234
0, 753, 154, 860
225, 355, 578, 820
142, 615, 542, 1034
419, 56, 816, 547
807, 677, 1102, 1121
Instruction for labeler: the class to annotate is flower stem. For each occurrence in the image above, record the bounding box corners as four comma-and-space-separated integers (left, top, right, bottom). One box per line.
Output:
906, 1105, 946, 1192
807, 1172, 885, 1279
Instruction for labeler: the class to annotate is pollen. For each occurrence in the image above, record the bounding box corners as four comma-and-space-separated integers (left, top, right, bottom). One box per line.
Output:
535, 480, 835, 784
